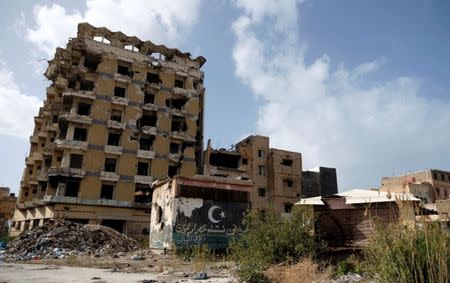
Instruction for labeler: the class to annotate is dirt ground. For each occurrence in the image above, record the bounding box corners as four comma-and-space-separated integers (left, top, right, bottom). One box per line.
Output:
0, 250, 238, 283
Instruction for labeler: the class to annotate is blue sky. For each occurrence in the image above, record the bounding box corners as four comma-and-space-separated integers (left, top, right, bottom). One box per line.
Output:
0, 0, 449, 194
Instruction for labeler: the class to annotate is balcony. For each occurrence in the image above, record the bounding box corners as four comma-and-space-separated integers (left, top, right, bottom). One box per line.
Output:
42, 145, 54, 156
170, 131, 196, 142
48, 167, 85, 178
63, 89, 95, 100
134, 175, 153, 185
148, 82, 161, 90
31, 152, 44, 161
113, 73, 132, 83
37, 169, 49, 182
46, 123, 58, 132
25, 157, 34, 166
38, 131, 48, 138
29, 176, 38, 186
111, 96, 129, 106
168, 153, 181, 162
140, 126, 157, 135
29, 135, 38, 144
104, 145, 123, 155
55, 139, 88, 151
60, 112, 92, 125
43, 195, 136, 208
107, 120, 126, 130
137, 149, 155, 160
143, 103, 158, 111
100, 171, 120, 182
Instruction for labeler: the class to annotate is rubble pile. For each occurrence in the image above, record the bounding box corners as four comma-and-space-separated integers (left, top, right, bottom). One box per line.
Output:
6, 220, 137, 261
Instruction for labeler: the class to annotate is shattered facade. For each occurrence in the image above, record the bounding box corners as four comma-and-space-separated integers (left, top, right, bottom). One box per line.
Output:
12, 23, 206, 239
381, 169, 450, 204
149, 176, 252, 251
302, 166, 338, 198
203, 135, 302, 214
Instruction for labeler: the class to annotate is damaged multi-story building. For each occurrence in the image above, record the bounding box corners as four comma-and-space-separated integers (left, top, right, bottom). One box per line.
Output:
203, 135, 302, 214
11, 23, 206, 239
301, 166, 338, 198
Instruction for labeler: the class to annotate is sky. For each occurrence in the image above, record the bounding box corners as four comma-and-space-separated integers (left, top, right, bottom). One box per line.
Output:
0, 0, 449, 194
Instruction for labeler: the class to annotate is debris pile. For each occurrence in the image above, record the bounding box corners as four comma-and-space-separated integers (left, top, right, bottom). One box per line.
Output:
6, 220, 137, 261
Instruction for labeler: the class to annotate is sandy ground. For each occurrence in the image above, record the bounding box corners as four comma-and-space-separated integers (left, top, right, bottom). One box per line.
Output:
0, 263, 237, 283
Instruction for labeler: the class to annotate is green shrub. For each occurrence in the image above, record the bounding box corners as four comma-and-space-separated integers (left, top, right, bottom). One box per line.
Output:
231, 206, 323, 282
362, 222, 450, 283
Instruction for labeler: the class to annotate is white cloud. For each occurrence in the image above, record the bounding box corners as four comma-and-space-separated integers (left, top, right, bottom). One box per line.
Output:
0, 63, 42, 138
232, 0, 450, 190
21, 0, 203, 58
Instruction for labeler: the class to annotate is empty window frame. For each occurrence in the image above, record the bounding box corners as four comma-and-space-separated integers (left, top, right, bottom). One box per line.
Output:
104, 158, 117, 172
174, 77, 185, 88
83, 54, 101, 72
281, 158, 293, 166
134, 184, 152, 203
65, 180, 80, 197
283, 179, 294, 188
258, 149, 265, 158
148, 52, 165, 60
117, 63, 132, 77
69, 154, 83, 169
171, 116, 187, 132
258, 165, 265, 176
169, 142, 181, 154
139, 135, 155, 151
73, 127, 88, 141
137, 161, 150, 176
110, 109, 123, 122
138, 111, 157, 127
144, 91, 155, 104
166, 95, 188, 110
80, 80, 95, 91
114, 86, 126, 98
107, 130, 121, 146
146, 73, 161, 84
93, 36, 110, 44
124, 45, 139, 52
100, 184, 114, 200
77, 103, 91, 116
168, 165, 178, 178
258, 188, 266, 197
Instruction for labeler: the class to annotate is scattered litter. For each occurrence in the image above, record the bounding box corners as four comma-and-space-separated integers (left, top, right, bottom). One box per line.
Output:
131, 255, 145, 260
193, 272, 208, 280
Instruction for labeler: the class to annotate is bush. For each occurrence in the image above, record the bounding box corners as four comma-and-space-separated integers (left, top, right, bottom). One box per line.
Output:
362, 222, 450, 283
231, 206, 323, 282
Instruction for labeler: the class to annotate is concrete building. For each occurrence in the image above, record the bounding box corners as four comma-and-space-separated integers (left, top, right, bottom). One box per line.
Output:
302, 166, 338, 198
11, 23, 206, 239
380, 169, 450, 204
0, 187, 16, 234
203, 135, 302, 214
150, 176, 252, 251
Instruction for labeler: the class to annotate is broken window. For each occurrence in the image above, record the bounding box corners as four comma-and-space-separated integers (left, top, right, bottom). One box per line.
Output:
72, 127, 87, 141
171, 116, 187, 132
73, 127, 87, 141
84, 54, 101, 72
166, 95, 188, 110
144, 91, 155, 104
93, 36, 110, 44
65, 180, 80, 197
284, 203, 293, 213
168, 165, 178, 178
139, 135, 155, 151
137, 161, 150, 176
258, 188, 266, 197
174, 78, 185, 88
149, 52, 165, 60
77, 103, 91, 116
138, 111, 157, 127
134, 184, 152, 203
110, 109, 122, 122
124, 45, 139, 52
193, 80, 199, 90
114, 86, 126, 98
107, 129, 121, 146
52, 115, 58, 123
258, 150, 265, 158
170, 142, 181, 154
69, 154, 83, 169
68, 80, 77, 89
117, 63, 132, 77
80, 80, 94, 91
209, 152, 240, 169
283, 179, 293, 188
100, 184, 114, 200
104, 158, 117, 172
32, 188, 37, 194
242, 158, 248, 165
434, 172, 438, 179
146, 73, 161, 84
281, 158, 293, 167
258, 165, 265, 176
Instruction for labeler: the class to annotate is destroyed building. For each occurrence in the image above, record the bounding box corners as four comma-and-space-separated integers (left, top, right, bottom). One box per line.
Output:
381, 169, 450, 204
11, 23, 206, 239
302, 166, 338, 198
203, 135, 302, 214
150, 176, 252, 251
0, 187, 16, 233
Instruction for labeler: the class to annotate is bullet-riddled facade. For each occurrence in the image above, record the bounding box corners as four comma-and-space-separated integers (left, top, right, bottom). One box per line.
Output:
203, 135, 302, 214
11, 23, 206, 239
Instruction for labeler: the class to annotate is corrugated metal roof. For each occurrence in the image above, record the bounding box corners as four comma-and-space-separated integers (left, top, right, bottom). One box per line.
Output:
297, 189, 420, 206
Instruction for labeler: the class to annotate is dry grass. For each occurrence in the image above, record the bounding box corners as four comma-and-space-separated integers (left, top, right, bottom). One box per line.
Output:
264, 258, 332, 283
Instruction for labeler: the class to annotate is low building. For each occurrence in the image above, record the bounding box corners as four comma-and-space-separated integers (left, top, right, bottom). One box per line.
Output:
381, 169, 450, 203
302, 166, 338, 198
149, 176, 252, 251
298, 189, 419, 247
0, 187, 17, 233
204, 135, 302, 214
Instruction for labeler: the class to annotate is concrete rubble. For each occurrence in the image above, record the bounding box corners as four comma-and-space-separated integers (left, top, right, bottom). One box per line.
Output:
5, 220, 136, 261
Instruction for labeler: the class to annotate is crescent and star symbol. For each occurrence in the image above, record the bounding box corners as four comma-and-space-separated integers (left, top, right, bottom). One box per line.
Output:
207, 205, 226, 223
